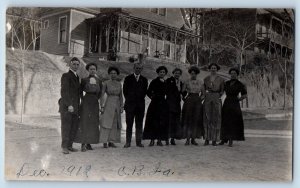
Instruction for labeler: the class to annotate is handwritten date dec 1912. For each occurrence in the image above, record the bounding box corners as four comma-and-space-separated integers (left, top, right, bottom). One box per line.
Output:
16, 163, 92, 178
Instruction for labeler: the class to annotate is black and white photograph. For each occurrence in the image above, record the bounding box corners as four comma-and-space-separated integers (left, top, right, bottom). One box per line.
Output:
4, 7, 294, 181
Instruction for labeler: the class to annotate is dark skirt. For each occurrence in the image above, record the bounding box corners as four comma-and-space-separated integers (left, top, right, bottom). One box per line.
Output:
168, 111, 182, 139
75, 94, 100, 144
181, 93, 204, 139
221, 97, 245, 141
143, 98, 169, 140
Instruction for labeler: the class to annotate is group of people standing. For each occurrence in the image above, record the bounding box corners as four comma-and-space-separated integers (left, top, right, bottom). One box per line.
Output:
59, 56, 247, 155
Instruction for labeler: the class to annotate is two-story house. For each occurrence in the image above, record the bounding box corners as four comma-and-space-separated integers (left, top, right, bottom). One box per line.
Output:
40, 8, 196, 63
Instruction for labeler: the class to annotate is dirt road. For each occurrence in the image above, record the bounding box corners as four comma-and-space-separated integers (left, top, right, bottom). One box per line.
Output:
5, 115, 292, 181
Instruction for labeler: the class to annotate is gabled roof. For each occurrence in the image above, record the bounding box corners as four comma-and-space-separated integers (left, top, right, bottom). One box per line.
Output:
40, 7, 100, 18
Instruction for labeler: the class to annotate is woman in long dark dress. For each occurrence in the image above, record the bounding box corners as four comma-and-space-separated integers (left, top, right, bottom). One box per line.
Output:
219, 68, 247, 147
143, 66, 169, 146
181, 66, 204, 146
203, 63, 225, 146
166, 68, 183, 145
76, 63, 102, 152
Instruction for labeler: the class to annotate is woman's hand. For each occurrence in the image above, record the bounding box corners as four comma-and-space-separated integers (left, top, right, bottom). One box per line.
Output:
68, 105, 74, 113
120, 106, 124, 113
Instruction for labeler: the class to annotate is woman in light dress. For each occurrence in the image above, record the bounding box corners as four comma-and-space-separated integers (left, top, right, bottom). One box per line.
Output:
203, 63, 225, 146
100, 66, 124, 148
181, 66, 204, 145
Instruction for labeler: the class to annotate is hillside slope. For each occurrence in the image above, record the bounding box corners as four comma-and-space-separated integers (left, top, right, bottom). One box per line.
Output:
6, 49, 290, 115
5, 49, 214, 115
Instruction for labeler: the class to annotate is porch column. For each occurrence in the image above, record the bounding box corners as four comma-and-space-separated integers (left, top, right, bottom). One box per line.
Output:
128, 22, 130, 53
117, 17, 121, 52
140, 25, 143, 53
148, 23, 151, 55
183, 37, 187, 63
88, 23, 91, 53
106, 23, 110, 52
98, 24, 101, 54
174, 31, 177, 61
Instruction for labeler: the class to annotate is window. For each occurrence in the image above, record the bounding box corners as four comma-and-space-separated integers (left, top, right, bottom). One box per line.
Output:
164, 43, 171, 58
43, 20, 49, 29
58, 16, 67, 43
150, 8, 167, 16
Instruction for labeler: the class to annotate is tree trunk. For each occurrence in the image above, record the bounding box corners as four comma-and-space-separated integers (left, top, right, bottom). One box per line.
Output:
22, 23, 26, 50
239, 50, 243, 73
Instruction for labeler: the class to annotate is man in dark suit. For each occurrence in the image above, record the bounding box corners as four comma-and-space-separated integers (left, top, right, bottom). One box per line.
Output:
123, 55, 148, 148
59, 57, 81, 154
166, 68, 183, 145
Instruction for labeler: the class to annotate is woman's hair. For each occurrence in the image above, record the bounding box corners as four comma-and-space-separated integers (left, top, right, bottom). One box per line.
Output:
208, 63, 221, 71
108, 66, 120, 75
188, 66, 200, 74
85, 62, 98, 71
172, 68, 182, 75
156, 66, 168, 74
228, 67, 240, 76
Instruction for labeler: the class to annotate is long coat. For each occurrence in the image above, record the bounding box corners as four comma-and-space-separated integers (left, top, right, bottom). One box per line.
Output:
166, 76, 183, 113
166, 76, 183, 139
59, 70, 81, 149
123, 74, 148, 114
59, 70, 81, 115
143, 77, 169, 140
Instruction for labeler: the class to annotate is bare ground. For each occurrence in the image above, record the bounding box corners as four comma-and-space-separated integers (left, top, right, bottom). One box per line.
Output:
4, 115, 292, 182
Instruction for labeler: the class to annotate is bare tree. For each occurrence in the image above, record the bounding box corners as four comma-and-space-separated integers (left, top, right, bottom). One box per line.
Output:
217, 19, 256, 72
6, 7, 42, 51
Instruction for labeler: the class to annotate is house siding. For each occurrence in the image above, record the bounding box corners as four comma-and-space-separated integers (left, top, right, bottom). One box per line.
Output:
40, 12, 70, 55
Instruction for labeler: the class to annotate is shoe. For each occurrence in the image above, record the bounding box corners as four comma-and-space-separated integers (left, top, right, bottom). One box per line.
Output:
108, 142, 117, 148
149, 140, 155, 147
62, 148, 69, 154
212, 141, 217, 146
136, 143, 144, 147
86, 144, 93, 150
204, 140, 209, 146
229, 140, 233, 147
191, 139, 198, 146
170, 138, 176, 145
124, 143, 131, 148
103, 143, 108, 148
185, 139, 190, 146
68, 147, 78, 152
81, 144, 87, 152
218, 140, 227, 145
157, 140, 163, 146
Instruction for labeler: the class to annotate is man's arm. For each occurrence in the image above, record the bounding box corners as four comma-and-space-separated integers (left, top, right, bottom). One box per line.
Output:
123, 76, 129, 99
61, 74, 72, 107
